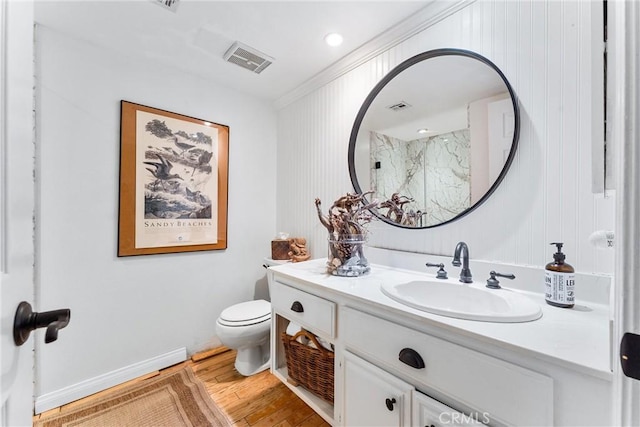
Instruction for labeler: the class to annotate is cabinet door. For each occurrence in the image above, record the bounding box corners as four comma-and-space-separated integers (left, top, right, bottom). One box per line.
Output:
343, 352, 412, 427
413, 391, 486, 427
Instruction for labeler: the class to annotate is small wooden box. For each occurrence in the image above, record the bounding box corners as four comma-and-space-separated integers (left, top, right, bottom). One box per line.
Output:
271, 239, 291, 260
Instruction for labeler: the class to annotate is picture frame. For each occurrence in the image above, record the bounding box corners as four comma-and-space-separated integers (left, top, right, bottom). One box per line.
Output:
118, 101, 229, 256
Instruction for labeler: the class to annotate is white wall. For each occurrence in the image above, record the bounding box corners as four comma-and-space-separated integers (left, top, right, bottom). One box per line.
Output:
34, 25, 277, 400
276, 0, 615, 275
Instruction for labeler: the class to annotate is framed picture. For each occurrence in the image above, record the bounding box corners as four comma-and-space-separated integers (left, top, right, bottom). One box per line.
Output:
118, 101, 229, 256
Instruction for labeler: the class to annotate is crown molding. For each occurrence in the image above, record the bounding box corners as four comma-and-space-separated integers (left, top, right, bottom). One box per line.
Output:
274, 0, 475, 110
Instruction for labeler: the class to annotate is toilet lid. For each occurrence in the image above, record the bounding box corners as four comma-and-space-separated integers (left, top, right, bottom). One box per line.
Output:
219, 300, 271, 325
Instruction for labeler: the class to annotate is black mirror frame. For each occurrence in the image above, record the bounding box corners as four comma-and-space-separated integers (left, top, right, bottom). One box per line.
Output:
348, 48, 520, 229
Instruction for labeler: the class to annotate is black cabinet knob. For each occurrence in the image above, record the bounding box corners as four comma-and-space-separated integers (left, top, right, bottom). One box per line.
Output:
290, 301, 304, 313
399, 347, 425, 369
385, 397, 396, 411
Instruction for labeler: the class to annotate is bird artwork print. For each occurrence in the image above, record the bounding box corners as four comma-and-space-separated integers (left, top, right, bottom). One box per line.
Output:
144, 153, 182, 191
172, 135, 195, 157
142, 117, 216, 220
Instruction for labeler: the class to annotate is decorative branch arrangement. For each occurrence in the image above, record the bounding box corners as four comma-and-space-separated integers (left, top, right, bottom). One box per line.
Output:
378, 192, 425, 227
315, 192, 377, 276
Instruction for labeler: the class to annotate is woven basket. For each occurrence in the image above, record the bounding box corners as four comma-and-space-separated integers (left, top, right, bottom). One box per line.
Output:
281, 330, 334, 404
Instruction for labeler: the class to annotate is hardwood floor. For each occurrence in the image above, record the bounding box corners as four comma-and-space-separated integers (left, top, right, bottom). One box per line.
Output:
34, 348, 331, 427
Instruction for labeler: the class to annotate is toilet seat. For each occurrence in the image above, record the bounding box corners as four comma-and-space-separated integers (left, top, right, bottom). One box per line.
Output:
218, 300, 271, 327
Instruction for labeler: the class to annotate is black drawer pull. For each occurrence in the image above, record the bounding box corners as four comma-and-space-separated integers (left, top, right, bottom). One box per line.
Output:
290, 301, 304, 313
385, 397, 396, 411
399, 347, 425, 369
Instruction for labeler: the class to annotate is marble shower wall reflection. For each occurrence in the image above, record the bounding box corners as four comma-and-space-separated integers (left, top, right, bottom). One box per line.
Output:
370, 129, 470, 226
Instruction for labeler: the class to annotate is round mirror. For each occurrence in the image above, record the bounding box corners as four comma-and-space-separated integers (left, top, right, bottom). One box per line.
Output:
348, 48, 520, 228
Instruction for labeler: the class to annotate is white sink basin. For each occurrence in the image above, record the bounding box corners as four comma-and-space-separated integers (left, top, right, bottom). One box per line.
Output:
380, 280, 542, 323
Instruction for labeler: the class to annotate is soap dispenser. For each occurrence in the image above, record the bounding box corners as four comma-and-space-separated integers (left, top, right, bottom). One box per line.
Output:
545, 242, 575, 308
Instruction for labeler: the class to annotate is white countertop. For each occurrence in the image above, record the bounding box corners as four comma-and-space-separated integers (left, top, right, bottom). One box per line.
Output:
269, 258, 612, 381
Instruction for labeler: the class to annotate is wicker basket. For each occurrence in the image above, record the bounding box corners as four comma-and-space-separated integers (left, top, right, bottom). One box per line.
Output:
281, 330, 334, 404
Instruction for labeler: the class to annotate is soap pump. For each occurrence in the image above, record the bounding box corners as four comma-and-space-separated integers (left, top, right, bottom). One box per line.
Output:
544, 242, 575, 308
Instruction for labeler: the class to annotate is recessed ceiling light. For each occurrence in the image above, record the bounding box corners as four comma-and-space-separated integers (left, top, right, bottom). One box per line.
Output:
417, 128, 429, 134
324, 33, 343, 47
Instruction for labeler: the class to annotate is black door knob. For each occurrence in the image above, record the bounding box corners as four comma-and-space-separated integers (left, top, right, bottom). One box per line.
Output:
13, 301, 71, 346
385, 397, 396, 411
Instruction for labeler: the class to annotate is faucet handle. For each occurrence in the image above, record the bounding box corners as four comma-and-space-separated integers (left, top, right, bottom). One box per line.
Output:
486, 271, 515, 289
425, 262, 448, 279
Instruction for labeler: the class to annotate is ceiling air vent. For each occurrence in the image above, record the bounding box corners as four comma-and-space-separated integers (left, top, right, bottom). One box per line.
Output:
224, 42, 274, 74
151, 0, 180, 13
386, 101, 412, 112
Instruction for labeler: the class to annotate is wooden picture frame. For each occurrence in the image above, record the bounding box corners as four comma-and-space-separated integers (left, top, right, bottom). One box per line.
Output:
118, 101, 228, 256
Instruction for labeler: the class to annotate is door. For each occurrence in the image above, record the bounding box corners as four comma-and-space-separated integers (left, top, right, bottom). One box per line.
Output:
1, 0, 36, 425
342, 351, 412, 427
609, 1, 640, 425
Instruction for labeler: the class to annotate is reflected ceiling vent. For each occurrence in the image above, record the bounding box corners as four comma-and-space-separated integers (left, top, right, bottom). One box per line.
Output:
386, 101, 412, 112
224, 42, 274, 74
151, 0, 180, 13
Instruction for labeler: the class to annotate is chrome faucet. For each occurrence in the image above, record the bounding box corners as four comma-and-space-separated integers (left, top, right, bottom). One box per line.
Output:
452, 241, 472, 283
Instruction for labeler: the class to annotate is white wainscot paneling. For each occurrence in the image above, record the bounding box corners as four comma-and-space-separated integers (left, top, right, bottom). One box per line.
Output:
275, 0, 614, 275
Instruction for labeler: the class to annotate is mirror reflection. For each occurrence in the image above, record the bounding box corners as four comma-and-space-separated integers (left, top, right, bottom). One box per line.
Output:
349, 49, 519, 228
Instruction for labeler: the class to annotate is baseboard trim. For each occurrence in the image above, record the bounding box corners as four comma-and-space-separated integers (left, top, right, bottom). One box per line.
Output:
34, 347, 187, 414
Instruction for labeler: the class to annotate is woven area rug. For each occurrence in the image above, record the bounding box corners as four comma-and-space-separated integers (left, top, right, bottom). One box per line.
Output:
35, 367, 230, 427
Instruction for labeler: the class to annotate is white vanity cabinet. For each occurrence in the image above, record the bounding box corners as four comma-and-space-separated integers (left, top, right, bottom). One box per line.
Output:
267, 260, 613, 426
339, 307, 553, 426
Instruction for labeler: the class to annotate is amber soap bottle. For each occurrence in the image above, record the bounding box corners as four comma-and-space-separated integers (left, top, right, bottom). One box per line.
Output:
544, 242, 575, 308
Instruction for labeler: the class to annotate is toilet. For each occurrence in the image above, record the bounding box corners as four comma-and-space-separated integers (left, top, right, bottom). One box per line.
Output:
216, 299, 271, 376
